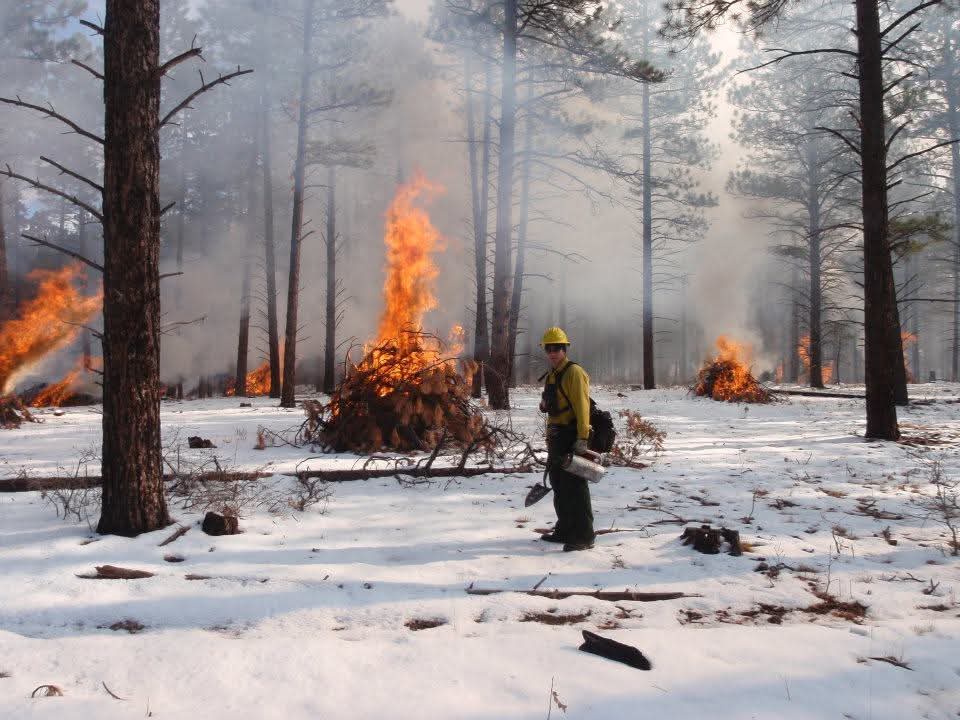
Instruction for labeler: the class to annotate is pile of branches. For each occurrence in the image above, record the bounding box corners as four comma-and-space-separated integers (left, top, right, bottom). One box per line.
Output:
1, 395, 37, 429
305, 335, 486, 453
693, 359, 773, 404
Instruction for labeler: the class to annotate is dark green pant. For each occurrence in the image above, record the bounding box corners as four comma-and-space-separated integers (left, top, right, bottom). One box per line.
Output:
547, 423, 595, 543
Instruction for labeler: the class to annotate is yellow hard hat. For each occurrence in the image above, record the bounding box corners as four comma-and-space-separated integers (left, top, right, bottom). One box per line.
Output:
540, 326, 570, 347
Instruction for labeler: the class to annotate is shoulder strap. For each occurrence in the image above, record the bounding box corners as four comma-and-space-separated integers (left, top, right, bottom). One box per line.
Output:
538, 361, 577, 385
554, 362, 579, 418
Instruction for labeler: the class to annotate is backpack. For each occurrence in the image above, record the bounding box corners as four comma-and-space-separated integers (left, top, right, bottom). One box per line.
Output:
541, 362, 617, 454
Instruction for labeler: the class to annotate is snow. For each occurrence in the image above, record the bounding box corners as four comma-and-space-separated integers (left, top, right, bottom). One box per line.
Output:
1, 385, 959, 719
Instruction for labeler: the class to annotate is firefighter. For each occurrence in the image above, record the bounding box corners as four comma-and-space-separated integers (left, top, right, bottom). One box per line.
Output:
538, 327, 595, 551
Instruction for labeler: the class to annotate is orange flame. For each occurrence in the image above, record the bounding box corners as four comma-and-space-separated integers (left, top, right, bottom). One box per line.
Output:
709, 336, 760, 401
356, 174, 464, 397
226, 361, 272, 397
0, 265, 102, 394
798, 335, 833, 383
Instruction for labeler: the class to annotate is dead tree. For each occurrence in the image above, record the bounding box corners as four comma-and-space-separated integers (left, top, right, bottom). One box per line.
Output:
235, 143, 258, 396
280, 0, 316, 408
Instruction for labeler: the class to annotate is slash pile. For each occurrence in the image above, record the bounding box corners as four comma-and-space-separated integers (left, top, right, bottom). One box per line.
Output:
694, 336, 773, 404
314, 333, 484, 453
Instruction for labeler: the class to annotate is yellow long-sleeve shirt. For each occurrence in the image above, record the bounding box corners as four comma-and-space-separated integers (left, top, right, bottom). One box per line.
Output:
545, 359, 591, 440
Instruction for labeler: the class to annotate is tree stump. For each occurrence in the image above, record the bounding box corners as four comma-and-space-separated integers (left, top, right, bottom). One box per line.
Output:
202, 511, 238, 536
680, 524, 742, 556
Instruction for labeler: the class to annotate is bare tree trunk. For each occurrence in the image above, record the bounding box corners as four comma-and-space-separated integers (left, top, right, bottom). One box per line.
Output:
948, 44, 960, 381
235, 144, 258, 396
508, 78, 534, 388
97, 0, 171, 536
639, 16, 655, 390
260, 94, 281, 398
78, 208, 92, 368
467, 57, 492, 398
280, 0, 314, 408
0, 178, 11, 323
789, 263, 800, 382
857, 0, 899, 439
323, 164, 337, 394
487, 0, 517, 411
806, 141, 824, 389
679, 275, 688, 383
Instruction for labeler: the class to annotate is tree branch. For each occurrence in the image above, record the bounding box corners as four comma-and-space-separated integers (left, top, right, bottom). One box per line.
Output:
70, 59, 103, 80
40, 156, 103, 194
160, 67, 253, 128
888, 139, 960, 173
79, 19, 103, 35
2, 165, 103, 220
158, 43, 203, 78
21, 233, 103, 273
879, 0, 942, 39
814, 126, 861, 156
0, 96, 104, 144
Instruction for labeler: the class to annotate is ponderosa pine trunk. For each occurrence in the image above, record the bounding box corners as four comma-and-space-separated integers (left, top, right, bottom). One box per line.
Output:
78, 208, 92, 368
857, 0, 900, 439
323, 164, 336, 394
487, 0, 517, 411
260, 93, 281, 398
789, 263, 801, 382
507, 79, 533, 388
0, 178, 11, 323
467, 57, 492, 398
640, 44, 654, 390
947, 43, 960, 381
280, 0, 314, 408
97, 0, 171, 536
806, 141, 824, 389
235, 144, 258, 396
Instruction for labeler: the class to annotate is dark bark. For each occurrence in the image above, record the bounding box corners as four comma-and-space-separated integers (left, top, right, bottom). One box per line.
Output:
235, 144, 258, 396
260, 91, 281, 398
948, 44, 960, 381
97, 0, 171, 535
0, 179, 11, 323
78, 209, 92, 368
323, 164, 337, 394
789, 263, 800, 382
280, 0, 315, 408
806, 141, 824, 389
857, 0, 899, 439
487, 0, 517, 411
507, 79, 534, 388
467, 57, 492, 398
640, 35, 654, 390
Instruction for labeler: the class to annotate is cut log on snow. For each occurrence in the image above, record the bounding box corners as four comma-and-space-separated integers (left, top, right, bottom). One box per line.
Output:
579, 630, 652, 671
680, 524, 743, 556
77, 565, 155, 579
465, 586, 698, 602
202, 511, 239, 536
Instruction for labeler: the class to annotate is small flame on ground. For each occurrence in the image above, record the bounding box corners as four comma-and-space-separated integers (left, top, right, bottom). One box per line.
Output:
0, 265, 102, 394
29, 356, 102, 407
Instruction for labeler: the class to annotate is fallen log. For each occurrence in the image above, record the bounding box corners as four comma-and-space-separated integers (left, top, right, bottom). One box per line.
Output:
771, 388, 866, 399
465, 586, 697, 602
579, 630, 652, 671
0, 464, 537, 492
77, 565, 155, 580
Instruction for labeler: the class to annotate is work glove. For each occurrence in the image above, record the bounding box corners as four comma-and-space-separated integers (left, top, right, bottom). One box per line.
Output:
573, 438, 589, 455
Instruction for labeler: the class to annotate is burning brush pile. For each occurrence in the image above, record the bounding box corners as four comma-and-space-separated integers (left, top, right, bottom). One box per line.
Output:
0, 264, 102, 427
307, 175, 485, 453
694, 336, 774, 404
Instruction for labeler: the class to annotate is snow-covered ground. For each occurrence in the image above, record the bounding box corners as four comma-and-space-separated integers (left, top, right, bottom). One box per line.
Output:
1, 385, 959, 719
